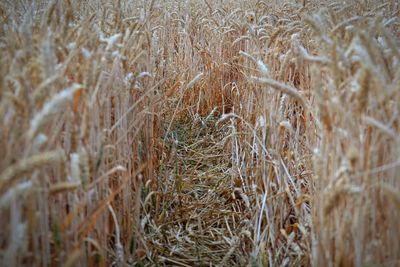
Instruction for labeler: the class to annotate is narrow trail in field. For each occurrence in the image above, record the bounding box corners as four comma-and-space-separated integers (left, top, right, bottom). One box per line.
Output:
143, 117, 252, 266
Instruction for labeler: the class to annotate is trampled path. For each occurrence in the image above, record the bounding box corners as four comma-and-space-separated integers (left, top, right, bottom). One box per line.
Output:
142, 117, 252, 266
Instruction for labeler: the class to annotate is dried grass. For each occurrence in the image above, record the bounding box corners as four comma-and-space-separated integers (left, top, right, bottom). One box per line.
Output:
1, 0, 399, 266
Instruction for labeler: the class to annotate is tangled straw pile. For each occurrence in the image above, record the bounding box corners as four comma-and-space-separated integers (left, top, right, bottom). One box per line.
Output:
0, 0, 399, 266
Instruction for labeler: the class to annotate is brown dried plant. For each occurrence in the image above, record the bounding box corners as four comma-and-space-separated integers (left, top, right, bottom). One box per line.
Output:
1, 0, 399, 267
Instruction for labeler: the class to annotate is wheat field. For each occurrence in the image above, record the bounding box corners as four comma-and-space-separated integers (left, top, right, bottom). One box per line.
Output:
0, 0, 399, 266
